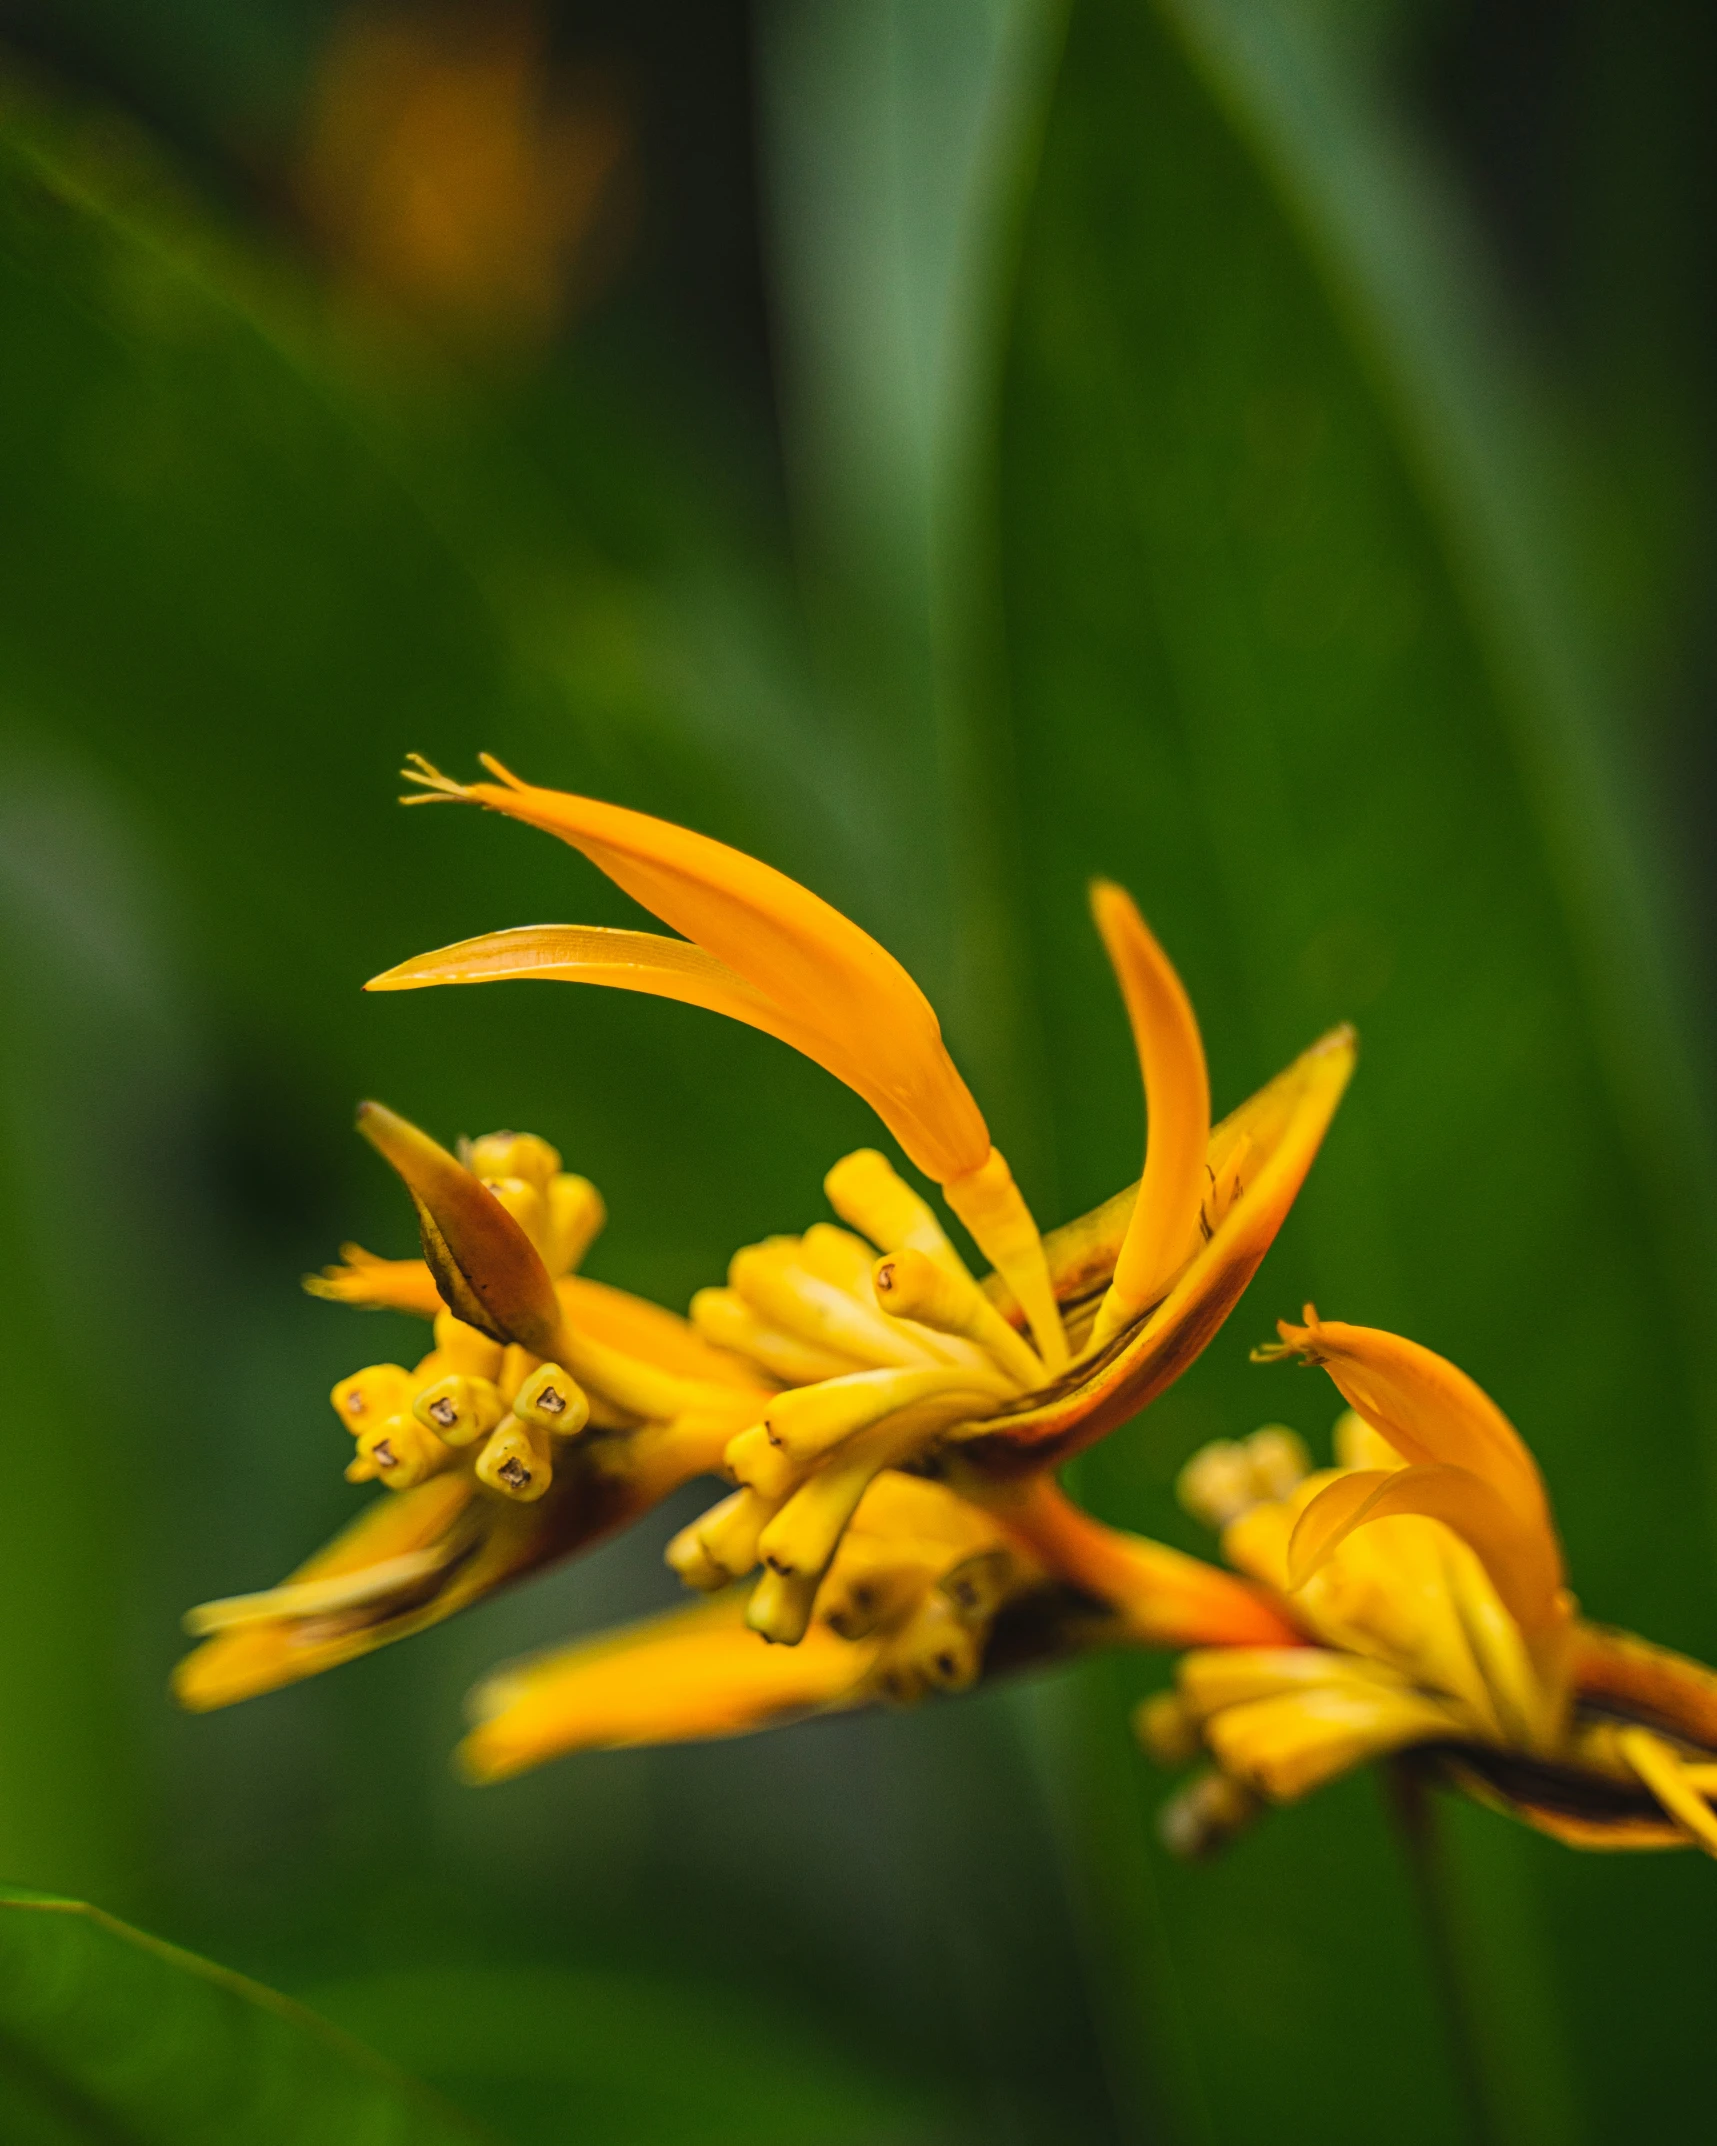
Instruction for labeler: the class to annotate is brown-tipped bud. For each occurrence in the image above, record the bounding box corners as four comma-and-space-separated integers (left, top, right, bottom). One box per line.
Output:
545, 1174, 605, 1275
432, 1310, 506, 1379
512, 1362, 589, 1438
820, 1547, 934, 1641
876, 1594, 983, 1705
938, 1547, 1015, 1626
1156, 1769, 1263, 1860
824, 1149, 968, 1278
693, 1487, 774, 1580
746, 1566, 820, 1645
413, 1373, 504, 1449
350, 1413, 451, 1492
331, 1365, 412, 1435
475, 1418, 551, 1503
465, 1130, 561, 1196
797, 1224, 878, 1297
1135, 1689, 1204, 1769
724, 1421, 799, 1501
666, 1520, 730, 1592
356, 1102, 569, 1358
873, 1248, 1044, 1389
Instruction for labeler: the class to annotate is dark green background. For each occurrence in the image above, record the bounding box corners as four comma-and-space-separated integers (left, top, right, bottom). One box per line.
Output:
0, 0, 1712, 2138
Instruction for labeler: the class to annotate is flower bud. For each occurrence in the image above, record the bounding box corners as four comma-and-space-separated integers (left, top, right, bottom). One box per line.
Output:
475, 1417, 552, 1502
412, 1373, 504, 1448
512, 1362, 589, 1438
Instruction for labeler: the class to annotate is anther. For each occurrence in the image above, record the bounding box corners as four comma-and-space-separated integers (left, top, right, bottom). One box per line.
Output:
513, 1362, 590, 1438
331, 1365, 412, 1432
413, 1373, 504, 1448
476, 1418, 552, 1503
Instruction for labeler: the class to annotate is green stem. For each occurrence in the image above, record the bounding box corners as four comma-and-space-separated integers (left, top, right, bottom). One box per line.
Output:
1385, 1759, 1498, 2146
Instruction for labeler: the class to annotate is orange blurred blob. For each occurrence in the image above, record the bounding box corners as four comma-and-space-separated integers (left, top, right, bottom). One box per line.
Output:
297, 2, 632, 348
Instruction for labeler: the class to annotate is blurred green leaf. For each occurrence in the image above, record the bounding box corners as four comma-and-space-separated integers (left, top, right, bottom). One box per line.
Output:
305, 1962, 954, 2146
977, 0, 1717, 2140
0, 1887, 486, 2145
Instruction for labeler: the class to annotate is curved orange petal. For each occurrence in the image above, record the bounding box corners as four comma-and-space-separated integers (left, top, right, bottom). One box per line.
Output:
961, 1025, 1355, 1472
398, 759, 990, 1183
1269, 1315, 1548, 1526
1286, 1461, 1565, 1637
1088, 884, 1210, 1340
458, 1595, 876, 1779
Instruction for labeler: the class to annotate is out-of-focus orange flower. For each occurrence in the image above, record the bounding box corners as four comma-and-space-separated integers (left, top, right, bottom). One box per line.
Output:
297, 3, 632, 347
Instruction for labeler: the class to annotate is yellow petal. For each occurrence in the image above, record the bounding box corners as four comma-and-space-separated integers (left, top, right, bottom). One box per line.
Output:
1285, 1461, 1565, 1640
395, 759, 991, 1184
304, 1244, 443, 1316
357, 1101, 571, 1359
457, 1595, 876, 1779
1088, 884, 1211, 1342
960, 1026, 1355, 1472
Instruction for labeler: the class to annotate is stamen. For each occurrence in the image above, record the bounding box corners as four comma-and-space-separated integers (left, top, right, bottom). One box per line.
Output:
512, 1362, 591, 1438
331, 1365, 412, 1432
349, 1415, 452, 1491
412, 1373, 504, 1448
182, 1545, 456, 1635
475, 1418, 551, 1503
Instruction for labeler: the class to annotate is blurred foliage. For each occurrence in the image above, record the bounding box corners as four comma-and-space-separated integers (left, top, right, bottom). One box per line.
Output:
0, 0, 1713, 2141
0, 1888, 485, 2144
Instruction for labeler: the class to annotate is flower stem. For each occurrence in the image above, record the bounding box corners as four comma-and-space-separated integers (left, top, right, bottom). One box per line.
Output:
1385, 1758, 1498, 2146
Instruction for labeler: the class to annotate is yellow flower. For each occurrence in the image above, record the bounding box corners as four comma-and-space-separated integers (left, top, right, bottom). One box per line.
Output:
1140, 1314, 1717, 1861
174, 1114, 770, 1708
177, 764, 1354, 1743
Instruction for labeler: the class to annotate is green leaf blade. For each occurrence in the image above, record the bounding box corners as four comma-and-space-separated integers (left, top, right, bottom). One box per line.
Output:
0, 1891, 489, 2146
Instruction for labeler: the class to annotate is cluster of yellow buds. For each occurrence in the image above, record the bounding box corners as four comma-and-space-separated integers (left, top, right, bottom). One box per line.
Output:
324, 1132, 596, 1502
173, 757, 1717, 1868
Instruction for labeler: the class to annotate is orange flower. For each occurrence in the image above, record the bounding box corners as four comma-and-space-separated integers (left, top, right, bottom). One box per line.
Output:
1139, 1325, 1717, 1861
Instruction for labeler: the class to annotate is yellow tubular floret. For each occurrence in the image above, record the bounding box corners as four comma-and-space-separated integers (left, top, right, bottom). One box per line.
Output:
941, 1150, 1067, 1371
1088, 884, 1211, 1345
689, 1287, 860, 1385
824, 1149, 972, 1281
872, 1248, 1044, 1388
